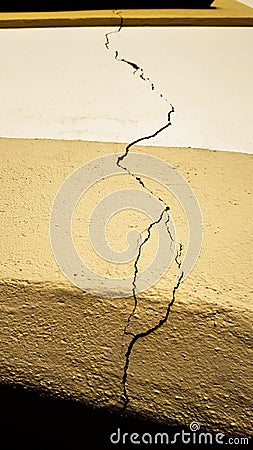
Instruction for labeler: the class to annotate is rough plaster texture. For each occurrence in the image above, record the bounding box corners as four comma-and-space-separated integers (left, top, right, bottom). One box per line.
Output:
0, 138, 252, 436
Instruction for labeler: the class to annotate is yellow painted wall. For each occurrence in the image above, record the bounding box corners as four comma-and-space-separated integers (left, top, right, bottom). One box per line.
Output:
0, 138, 252, 435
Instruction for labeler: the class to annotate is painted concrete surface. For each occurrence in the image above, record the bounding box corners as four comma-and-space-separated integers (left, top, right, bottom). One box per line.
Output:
0, 26, 252, 153
0, 138, 252, 435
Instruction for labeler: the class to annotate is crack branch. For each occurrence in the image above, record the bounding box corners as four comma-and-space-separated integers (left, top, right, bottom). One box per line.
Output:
175, 242, 183, 269
123, 206, 170, 337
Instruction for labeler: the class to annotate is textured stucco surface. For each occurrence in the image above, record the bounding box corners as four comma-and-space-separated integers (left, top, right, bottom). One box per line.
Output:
0, 138, 252, 435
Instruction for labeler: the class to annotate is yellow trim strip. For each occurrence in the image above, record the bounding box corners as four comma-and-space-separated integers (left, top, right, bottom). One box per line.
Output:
0, 1, 252, 27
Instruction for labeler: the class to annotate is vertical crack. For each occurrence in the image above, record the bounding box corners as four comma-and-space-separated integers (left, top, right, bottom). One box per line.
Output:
104, 15, 183, 412
121, 270, 184, 411
105, 13, 123, 50
116, 106, 174, 171
116, 106, 175, 211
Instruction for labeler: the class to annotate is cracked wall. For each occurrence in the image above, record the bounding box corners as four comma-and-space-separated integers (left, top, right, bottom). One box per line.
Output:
105, 16, 186, 410
0, 138, 252, 437
0, 12, 252, 442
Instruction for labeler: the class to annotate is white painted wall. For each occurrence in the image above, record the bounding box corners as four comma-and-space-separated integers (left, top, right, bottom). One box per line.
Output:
237, 0, 253, 7
0, 26, 252, 153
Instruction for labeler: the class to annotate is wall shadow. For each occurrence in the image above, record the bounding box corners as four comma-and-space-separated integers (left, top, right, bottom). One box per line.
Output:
1, 382, 248, 449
